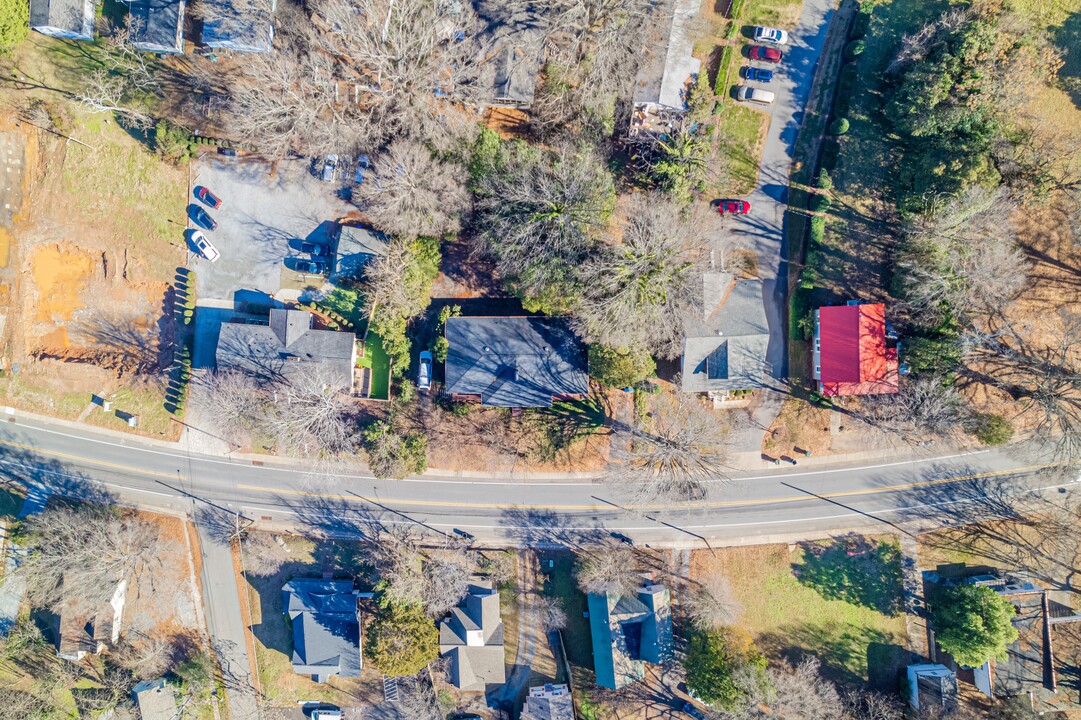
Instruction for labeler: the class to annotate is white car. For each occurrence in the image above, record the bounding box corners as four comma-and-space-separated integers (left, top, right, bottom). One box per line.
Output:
311, 711, 342, 720
754, 26, 789, 45
191, 231, 220, 262
417, 350, 433, 392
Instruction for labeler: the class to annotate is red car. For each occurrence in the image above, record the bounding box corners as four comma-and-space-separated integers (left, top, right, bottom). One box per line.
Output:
196, 186, 222, 209
713, 199, 751, 215
749, 46, 783, 63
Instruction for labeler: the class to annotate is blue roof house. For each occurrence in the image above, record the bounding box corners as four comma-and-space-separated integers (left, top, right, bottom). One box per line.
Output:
588, 584, 673, 690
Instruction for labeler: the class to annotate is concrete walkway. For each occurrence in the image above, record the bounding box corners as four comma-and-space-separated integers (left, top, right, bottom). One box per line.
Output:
196, 525, 261, 720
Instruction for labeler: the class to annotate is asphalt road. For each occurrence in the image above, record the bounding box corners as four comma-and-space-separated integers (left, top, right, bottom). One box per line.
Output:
0, 416, 1069, 547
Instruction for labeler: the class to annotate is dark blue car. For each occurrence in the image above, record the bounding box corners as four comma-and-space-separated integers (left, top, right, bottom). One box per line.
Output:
745, 67, 774, 83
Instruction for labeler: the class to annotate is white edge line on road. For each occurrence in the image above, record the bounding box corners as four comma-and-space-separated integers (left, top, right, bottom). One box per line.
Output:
8, 420, 997, 487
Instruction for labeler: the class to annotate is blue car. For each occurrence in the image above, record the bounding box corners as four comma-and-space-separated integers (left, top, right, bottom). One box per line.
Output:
745, 67, 774, 83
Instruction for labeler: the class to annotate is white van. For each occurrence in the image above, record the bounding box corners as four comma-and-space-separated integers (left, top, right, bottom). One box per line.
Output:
736, 85, 776, 105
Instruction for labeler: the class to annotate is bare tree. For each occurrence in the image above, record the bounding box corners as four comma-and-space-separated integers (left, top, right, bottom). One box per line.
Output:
575, 544, 640, 596
397, 673, 443, 720
20, 504, 164, 612
75, 18, 161, 130
763, 657, 846, 720
539, 595, 568, 631
112, 634, 178, 680
352, 140, 468, 239
76, 70, 154, 130
198, 370, 267, 446
855, 375, 969, 445
685, 571, 741, 631
608, 393, 730, 503
265, 367, 357, 456
576, 194, 717, 358
422, 546, 477, 618
472, 143, 615, 310
480, 550, 516, 587
844, 689, 905, 720
362, 237, 431, 321
365, 524, 427, 607
895, 187, 1027, 325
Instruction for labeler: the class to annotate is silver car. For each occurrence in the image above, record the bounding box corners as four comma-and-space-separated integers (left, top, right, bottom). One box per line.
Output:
418, 351, 433, 392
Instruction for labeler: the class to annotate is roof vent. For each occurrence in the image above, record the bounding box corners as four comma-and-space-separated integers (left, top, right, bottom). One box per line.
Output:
483, 346, 491, 353
513, 369, 520, 381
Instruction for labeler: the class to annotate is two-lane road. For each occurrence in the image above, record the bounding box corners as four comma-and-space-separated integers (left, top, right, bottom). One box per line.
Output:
0, 416, 1068, 546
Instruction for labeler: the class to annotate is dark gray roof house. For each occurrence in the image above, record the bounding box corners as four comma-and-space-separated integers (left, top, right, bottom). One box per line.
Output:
445, 317, 589, 408
587, 584, 673, 690
474, 0, 544, 107
124, 0, 186, 53
332, 224, 389, 283
132, 679, 179, 720
282, 579, 361, 682
522, 684, 574, 720
681, 273, 770, 394
201, 0, 276, 53
29, 0, 94, 40
215, 308, 357, 389
439, 580, 506, 691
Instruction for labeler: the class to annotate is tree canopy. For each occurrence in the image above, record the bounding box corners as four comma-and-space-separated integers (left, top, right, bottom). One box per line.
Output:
932, 584, 1019, 667
685, 630, 768, 709
0, 0, 28, 56
364, 598, 439, 677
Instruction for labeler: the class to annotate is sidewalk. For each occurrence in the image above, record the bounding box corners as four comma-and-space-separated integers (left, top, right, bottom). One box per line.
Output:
196, 524, 261, 720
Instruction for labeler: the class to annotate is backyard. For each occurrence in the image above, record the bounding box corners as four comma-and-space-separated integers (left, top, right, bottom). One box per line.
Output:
692, 537, 909, 689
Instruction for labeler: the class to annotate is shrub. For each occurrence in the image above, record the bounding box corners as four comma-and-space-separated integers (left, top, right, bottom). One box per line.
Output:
396, 379, 417, 404
808, 215, 826, 247
154, 120, 193, 161
815, 168, 833, 190
686, 630, 768, 709
0, 0, 29, 55
589, 344, 656, 388
714, 46, 734, 95
903, 335, 963, 375
844, 39, 866, 59
431, 335, 449, 363
711, 101, 723, 115
967, 413, 1013, 446
364, 599, 439, 676
809, 193, 832, 213
833, 62, 858, 117
850, 8, 871, 40
829, 117, 850, 135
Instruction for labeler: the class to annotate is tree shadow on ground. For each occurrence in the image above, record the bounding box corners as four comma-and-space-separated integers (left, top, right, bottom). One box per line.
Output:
791, 534, 905, 616
755, 621, 899, 688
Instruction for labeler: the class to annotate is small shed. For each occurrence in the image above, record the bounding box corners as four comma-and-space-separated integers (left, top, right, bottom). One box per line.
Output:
332, 224, 389, 283
133, 678, 179, 720
29, 0, 94, 40
907, 664, 958, 712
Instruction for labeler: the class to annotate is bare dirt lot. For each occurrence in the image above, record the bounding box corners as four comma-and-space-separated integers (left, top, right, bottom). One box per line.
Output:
0, 107, 187, 438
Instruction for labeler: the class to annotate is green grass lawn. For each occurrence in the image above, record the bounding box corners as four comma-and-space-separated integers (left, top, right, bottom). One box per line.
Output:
744, 0, 805, 27
0, 373, 92, 421
711, 103, 767, 196
83, 382, 180, 439
703, 539, 909, 690
537, 551, 593, 670
363, 332, 391, 400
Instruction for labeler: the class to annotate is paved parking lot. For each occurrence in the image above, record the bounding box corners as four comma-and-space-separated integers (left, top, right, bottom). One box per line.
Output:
188, 156, 354, 304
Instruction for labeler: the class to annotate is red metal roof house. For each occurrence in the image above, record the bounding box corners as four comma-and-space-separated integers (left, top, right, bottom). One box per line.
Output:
813, 303, 899, 397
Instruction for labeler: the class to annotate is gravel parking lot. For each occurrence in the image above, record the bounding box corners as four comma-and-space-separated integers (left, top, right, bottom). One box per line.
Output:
189, 156, 354, 304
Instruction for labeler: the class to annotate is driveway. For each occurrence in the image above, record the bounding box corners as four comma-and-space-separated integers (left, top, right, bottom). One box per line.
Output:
189, 156, 354, 305
723, 0, 837, 441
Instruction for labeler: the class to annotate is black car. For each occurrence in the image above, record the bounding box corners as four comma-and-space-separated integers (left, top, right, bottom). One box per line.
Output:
192, 207, 218, 230
682, 701, 706, 719
300, 242, 329, 257
217, 146, 238, 156
293, 259, 327, 275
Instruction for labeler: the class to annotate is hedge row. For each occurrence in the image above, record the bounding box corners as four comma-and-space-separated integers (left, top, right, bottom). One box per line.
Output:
169, 342, 192, 416
304, 301, 357, 332
714, 45, 734, 95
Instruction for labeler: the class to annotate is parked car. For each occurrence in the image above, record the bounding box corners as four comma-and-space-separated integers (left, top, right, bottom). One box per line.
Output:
191, 231, 220, 262
355, 154, 370, 184
311, 711, 343, 720
736, 85, 776, 105
749, 46, 783, 63
217, 146, 237, 156
195, 186, 221, 209
300, 241, 330, 256
191, 207, 218, 230
293, 259, 327, 275
418, 350, 433, 391
321, 154, 338, 182
712, 199, 751, 215
754, 26, 789, 44
682, 701, 707, 719
744, 67, 774, 82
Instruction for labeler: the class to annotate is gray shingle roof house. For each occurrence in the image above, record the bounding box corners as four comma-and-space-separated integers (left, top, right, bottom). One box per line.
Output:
332, 224, 389, 283
124, 0, 186, 53
282, 579, 361, 682
522, 684, 574, 720
474, 0, 544, 107
132, 678, 179, 720
444, 317, 589, 408
215, 308, 357, 388
681, 273, 770, 395
439, 580, 506, 691
587, 584, 673, 690
29, 0, 94, 40
201, 0, 276, 53
631, 0, 702, 111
